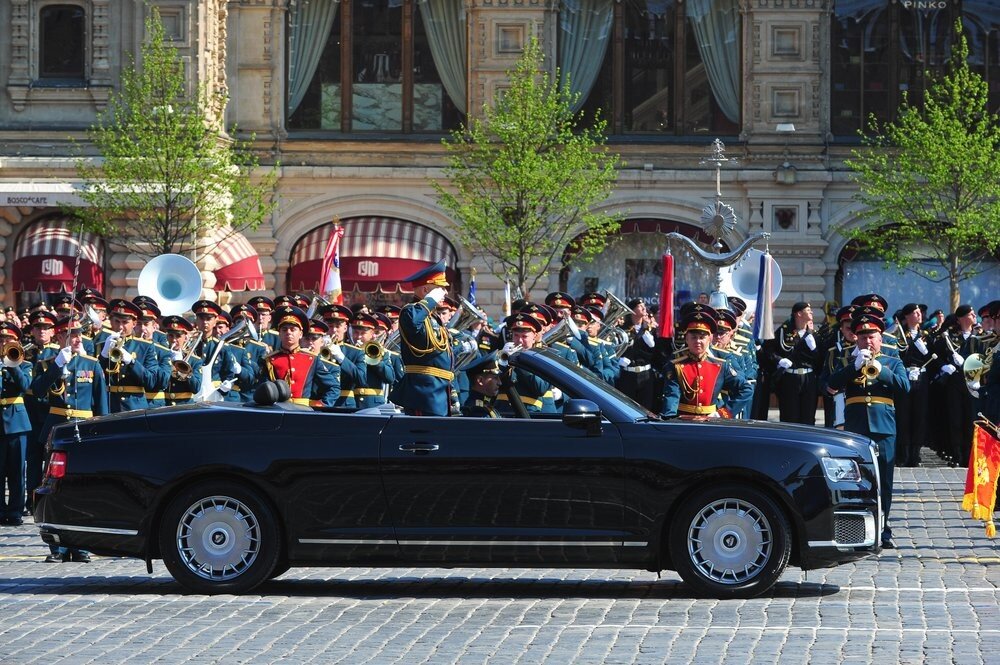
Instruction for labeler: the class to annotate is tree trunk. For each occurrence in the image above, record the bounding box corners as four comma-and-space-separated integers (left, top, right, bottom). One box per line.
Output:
949, 252, 960, 313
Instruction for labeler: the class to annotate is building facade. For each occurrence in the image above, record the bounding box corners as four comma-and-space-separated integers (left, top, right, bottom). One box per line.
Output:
1, 0, 998, 316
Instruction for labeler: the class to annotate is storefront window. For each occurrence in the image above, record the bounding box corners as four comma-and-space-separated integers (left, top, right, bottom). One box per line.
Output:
287, 0, 465, 133
568, 0, 740, 136
831, 2, 1000, 137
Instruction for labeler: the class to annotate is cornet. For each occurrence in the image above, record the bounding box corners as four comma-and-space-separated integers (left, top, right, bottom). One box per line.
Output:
1, 341, 24, 365
108, 337, 127, 364
362, 340, 385, 365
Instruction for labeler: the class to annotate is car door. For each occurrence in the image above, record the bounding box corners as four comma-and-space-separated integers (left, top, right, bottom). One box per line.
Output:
379, 413, 628, 565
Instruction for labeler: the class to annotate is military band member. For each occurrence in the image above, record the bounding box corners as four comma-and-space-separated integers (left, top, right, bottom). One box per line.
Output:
247, 296, 278, 351
895, 303, 935, 466
461, 353, 503, 418
711, 308, 751, 418
77, 289, 108, 355
825, 313, 909, 548
190, 300, 240, 400
390, 260, 456, 416
341, 312, 396, 410
100, 299, 157, 413
135, 299, 172, 408
318, 304, 353, 344
23, 311, 59, 513
229, 304, 268, 402
581, 306, 621, 384
661, 306, 751, 419
545, 292, 595, 370
257, 306, 344, 407
818, 306, 858, 429
765, 301, 822, 425
615, 298, 659, 410
0, 322, 32, 526
161, 316, 204, 406
496, 313, 553, 414
851, 294, 899, 357
933, 304, 984, 465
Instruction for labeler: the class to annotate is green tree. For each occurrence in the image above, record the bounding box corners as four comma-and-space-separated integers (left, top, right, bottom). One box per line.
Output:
843, 24, 1000, 311
432, 38, 622, 298
74, 9, 277, 259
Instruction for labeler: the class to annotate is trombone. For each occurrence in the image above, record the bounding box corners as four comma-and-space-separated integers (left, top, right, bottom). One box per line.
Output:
172, 332, 203, 380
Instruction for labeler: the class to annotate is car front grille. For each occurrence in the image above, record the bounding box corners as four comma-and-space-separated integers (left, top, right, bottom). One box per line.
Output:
834, 514, 868, 545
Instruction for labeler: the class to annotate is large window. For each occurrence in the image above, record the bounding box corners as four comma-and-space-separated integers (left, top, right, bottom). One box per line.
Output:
39, 4, 86, 81
566, 0, 741, 136
831, 1, 1000, 137
287, 0, 465, 133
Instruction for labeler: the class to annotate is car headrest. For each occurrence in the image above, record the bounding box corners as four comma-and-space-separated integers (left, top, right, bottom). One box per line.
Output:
253, 381, 290, 406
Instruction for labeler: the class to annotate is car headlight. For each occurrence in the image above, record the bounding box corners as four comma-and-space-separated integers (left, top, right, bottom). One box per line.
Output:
822, 457, 862, 483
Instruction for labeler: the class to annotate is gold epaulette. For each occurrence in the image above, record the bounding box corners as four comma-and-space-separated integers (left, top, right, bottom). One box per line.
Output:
79, 354, 99, 362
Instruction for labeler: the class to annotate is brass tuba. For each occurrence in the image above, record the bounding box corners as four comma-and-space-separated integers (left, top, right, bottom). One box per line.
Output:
599, 291, 633, 357
450, 296, 489, 332
964, 344, 995, 384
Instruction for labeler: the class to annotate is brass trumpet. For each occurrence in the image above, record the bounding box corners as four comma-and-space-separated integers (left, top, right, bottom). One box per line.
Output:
1, 341, 24, 364
108, 336, 127, 364
363, 340, 385, 365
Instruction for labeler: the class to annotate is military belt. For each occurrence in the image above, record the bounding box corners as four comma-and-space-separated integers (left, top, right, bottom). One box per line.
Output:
787, 368, 813, 375
339, 390, 355, 398
403, 365, 455, 382
109, 386, 145, 394
0, 397, 24, 406
354, 388, 383, 396
678, 403, 717, 415
144, 392, 166, 401
165, 393, 193, 401
50, 407, 93, 418
846, 396, 894, 407
623, 364, 651, 373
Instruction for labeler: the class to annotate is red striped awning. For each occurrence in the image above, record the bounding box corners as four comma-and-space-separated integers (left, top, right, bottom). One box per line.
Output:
210, 232, 265, 291
288, 217, 458, 293
11, 216, 105, 293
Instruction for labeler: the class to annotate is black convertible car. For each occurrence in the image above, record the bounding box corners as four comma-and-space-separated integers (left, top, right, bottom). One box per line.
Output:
35, 349, 881, 598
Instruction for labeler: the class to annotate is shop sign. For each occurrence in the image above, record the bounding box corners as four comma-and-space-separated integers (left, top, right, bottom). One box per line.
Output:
357, 260, 380, 277
41, 258, 65, 276
900, 1, 949, 9
2, 195, 51, 206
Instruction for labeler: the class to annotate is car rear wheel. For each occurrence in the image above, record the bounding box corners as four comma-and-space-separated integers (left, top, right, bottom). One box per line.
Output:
159, 481, 279, 594
668, 484, 791, 599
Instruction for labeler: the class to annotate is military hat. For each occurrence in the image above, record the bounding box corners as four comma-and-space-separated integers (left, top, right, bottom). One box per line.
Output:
375, 304, 401, 321
680, 305, 718, 335
133, 294, 158, 310
900, 303, 921, 316
307, 318, 329, 336
373, 312, 392, 331
791, 301, 811, 315
291, 294, 311, 310
545, 292, 576, 310
54, 315, 85, 335
506, 312, 543, 333
579, 292, 607, 309
626, 298, 644, 309
851, 293, 888, 313
29, 310, 58, 328
851, 312, 885, 334
464, 352, 501, 378
570, 306, 594, 324
955, 304, 974, 318
231, 304, 258, 322
440, 296, 459, 311
727, 296, 747, 316
511, 299, 531, 313
318, 303, 353, 323
585, 306, 605, 323
836, 305, 858, 322
404, 259, 450, 288
0, 322, 21, 339
76, 287, 104, 301
192, 300, 224, 318
161, 315, 194, 334
274, 305, 308, 330
50, 291, 75, 312
79, 288, 108, 310
108, 298, 142, 320
521, 303, 552, 326
351, 312, 379, 330
679, 302, 711, 317
714, 308, 739, 332
988, 300, 1000, 318
247, 296, 274, 313
853, 305, 885, 321
217, 311, 233, 326
274, 295, 296, 309
136, 300, 161, 321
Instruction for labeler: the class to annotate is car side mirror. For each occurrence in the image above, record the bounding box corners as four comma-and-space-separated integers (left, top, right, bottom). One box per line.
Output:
562, 399, 602, 437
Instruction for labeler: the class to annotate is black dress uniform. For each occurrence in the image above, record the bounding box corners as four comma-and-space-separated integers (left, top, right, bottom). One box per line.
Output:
764, 302, 823, 425
460, 353, 502, 418
895, 303, 935, 466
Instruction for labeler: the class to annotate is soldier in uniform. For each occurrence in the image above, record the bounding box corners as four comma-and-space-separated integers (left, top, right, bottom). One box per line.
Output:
248, 296, 278, 350
726, 296, 759, 419
77, 289, 108, 355
23, 311, 60, 514
572, 306, 617, 383
0, 322, 33, 526
161, 315, 204, 406
660, 306, 751, 419
100, 299, 158, 413
230, 304, 268, 402
190, 300, 241, 401
825, 312, 909, 548
895, 303, 935, 466
851, 294, 900, 357
545, 292, 594, 370
340, 312, 396, 410
461, 353, 503, 418
257, 306, 345, 407
615, 298, 659, 410
764, 301, 822, 425
134, 299, 172, 408
390, 260, 457, 417
318, 304, 353, 344
932, 304, 984, 465
497, 313, 553, 415
711, 308, 752, 418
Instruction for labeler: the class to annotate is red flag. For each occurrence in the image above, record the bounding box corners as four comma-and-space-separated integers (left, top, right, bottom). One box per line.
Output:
962, 421, 1000, 538
658, 253, 673, 337
320, 223, 345, 304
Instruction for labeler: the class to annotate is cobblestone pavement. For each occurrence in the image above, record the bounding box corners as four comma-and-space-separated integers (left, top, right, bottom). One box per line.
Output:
0, 461, 997, 664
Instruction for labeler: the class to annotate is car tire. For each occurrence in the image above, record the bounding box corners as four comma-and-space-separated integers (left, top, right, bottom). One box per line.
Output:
159, 481, 279, 594
668, 484, 791, 599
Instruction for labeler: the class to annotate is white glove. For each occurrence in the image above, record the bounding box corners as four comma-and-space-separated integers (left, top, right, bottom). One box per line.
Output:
500, 341, 517, 355
940, 364, 956, 376
100, 332, 121, 359
778, 358, 793, 369
970, 380, 981, 391
854, 349, 871, 370
952, 352, 964, 367
619, 356, 632, 368
218, 378, 235, 393
119, 349, 135, 365
461, 339, 478, 355
641, 330, 656, 348
426, 288, 447, 305
970, 388, 981, 399
907, 368, 920, 382
804, 333, 816, 351
914, 338, 928, 355
552, 387, 563, 402
171, 350, 183, 361
2, 356, 20, 368
55, 347, 73, 368
328, 343, 345, 363
231, 358, 242, 376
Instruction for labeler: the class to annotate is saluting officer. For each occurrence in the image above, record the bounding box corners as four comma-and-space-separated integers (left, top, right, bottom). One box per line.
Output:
161, 315, 204, 406
100, 299, 157, 413
461, 353, 503, 418
825, 312, 909, 548
257, 306, 346, 407
0, 321, 33, 526
389, 260, 456, 417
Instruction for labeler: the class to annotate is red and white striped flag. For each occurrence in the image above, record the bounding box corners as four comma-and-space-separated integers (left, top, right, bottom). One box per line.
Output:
320, 223, 345, 304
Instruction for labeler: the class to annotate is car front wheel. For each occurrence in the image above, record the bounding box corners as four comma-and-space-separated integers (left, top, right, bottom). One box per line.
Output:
159, 481, 279, 594
668, 484, 791, 599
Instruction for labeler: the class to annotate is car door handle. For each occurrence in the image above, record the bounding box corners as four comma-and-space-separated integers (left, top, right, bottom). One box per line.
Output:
398, 442, 439, 453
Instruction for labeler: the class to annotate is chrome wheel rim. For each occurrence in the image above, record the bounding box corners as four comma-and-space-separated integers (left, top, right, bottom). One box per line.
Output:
687, 498, 772, 585
176, 496, 260, 581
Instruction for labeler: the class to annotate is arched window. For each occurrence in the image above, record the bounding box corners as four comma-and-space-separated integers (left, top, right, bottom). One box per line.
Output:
39, 4, 86, 81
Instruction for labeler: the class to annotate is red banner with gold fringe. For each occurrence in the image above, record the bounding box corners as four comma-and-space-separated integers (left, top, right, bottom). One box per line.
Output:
962, 420, 1000, 538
